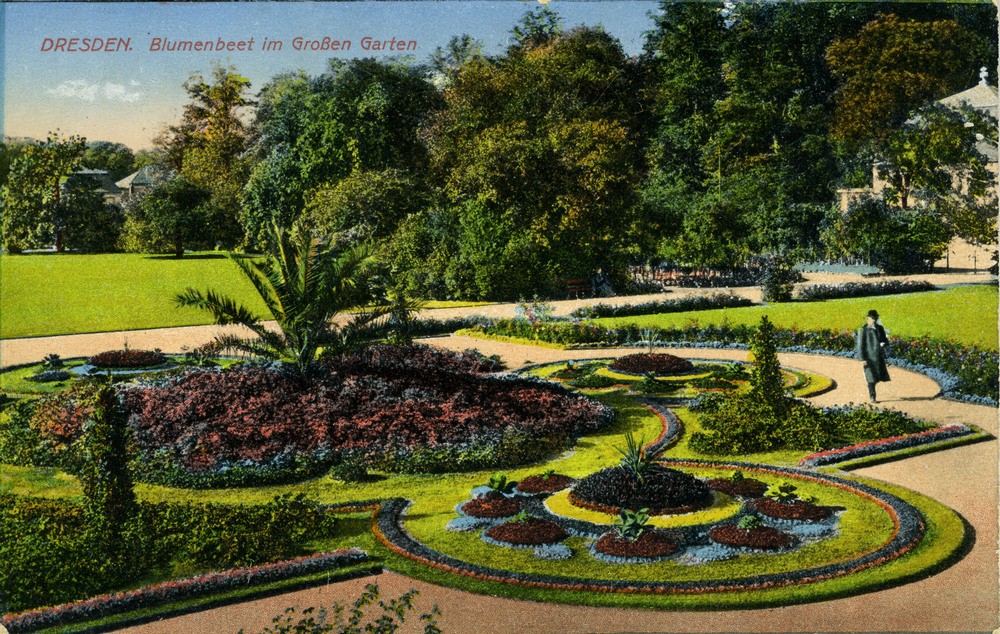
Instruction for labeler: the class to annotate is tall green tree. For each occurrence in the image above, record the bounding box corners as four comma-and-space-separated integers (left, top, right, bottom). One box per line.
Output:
419, 26, 645, 299
157, 66, 254, 248
82, 141, 134, 180
128, 176, 212, 257
1, 132, 85, 253
827, 14, 988, 148
53, 173, 124, 252
243, 60, 440, 251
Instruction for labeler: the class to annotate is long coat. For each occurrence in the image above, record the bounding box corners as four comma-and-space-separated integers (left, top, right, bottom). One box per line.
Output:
856, 324, 890, 383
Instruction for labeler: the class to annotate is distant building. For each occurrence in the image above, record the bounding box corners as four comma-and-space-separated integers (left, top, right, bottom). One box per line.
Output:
115, 164, 168, 201
838, 70, 999, 212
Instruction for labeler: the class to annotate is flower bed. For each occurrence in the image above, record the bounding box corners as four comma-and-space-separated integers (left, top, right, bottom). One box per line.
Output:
609, 353, 694, 375
569, 465, 713, 516
374, 460, 929, 595
26, 346, 611, 488
460, 494, 523, 519
751, 498, 834, 521
88, 349, 169, 369
484, 518, 569, 546
593, 530, 677, 560
516, 474, 574, 495
0, 549, 370, 634
798, 424, 976, 468
708, 524, 794, 550
707, 477, 769, 498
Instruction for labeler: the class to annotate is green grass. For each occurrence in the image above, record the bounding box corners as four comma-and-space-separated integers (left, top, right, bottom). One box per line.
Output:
0, 253, 493, 339
594, 285, 999, 351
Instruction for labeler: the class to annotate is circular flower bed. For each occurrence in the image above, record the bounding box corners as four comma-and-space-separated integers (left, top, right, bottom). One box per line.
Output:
484, 517, 569, 546
752, 498, 834, 521
460, 493, 523, 519
707, 477, 769, 498
593, 530, 677, 559
40, 346, 612, 488
88, 349, 169, 369
609, 353, 694, 376
569, 465, 713, 515
516, 474, 574, 495
708, 524, 795, 550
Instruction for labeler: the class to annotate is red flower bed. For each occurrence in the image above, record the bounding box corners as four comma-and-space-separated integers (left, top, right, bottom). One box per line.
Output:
594, 530, 677, 559
751, 498, 833, 521
609, 353, 694, 375
708, 524, 794, 550
484, 517, 569, 546
706, 477, 769, 498
89, 349, 168, 369
460, 493, 523, 519
119, 345, 611, 477
516, 474, 574, 494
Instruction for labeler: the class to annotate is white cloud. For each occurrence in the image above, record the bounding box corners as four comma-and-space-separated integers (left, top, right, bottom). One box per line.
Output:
47, 79, 143, 104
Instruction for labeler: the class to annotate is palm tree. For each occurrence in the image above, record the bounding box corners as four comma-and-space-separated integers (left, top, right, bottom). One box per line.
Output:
176, 224, 419, 373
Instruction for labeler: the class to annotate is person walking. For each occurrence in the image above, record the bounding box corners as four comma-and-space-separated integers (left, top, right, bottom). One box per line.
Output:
856, 309, 890, 403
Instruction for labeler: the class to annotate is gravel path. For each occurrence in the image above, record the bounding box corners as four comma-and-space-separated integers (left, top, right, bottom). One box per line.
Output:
1, 280, 995, 633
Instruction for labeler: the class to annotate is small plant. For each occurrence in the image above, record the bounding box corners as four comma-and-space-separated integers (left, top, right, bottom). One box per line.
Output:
731, 470, 745, 482
639, 328, 658, 354
247, 583, 442, 634
541, 469, 555, 481
514, 295, 555, 324
486, 472, 518, 495
509, 509, 532, 523
181, 344, 220, 368
765, 482, 800, 503
329, 457, 367, 483
737, 514, 763, 531
616, 431, 660, 485
615, 507, 651, 541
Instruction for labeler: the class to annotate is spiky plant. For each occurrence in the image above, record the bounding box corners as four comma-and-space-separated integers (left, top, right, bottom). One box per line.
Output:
176, 223, 420, 374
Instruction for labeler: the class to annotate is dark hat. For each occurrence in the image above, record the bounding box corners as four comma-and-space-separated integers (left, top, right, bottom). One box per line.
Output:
867, 310, 879, 319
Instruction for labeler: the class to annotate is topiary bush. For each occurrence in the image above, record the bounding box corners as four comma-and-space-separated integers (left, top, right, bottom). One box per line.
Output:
569, 464, 713, 515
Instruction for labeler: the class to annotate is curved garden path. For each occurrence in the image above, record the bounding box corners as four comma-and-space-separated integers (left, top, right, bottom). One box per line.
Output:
2, 330, 996, 632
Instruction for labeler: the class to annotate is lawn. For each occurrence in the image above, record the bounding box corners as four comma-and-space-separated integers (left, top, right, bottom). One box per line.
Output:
594, 285, 999, 351
0, 253, 489, 339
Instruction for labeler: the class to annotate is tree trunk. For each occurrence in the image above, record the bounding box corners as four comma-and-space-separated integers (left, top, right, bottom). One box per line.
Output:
174, 240, 184, 258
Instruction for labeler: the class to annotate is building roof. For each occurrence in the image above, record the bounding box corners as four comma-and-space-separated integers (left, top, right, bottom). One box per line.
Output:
936, 73, 998, 163
115, 164, 166, 190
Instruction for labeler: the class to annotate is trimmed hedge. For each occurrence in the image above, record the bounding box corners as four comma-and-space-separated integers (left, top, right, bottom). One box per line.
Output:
796, 280, 935, 301
571, 293, 754, 319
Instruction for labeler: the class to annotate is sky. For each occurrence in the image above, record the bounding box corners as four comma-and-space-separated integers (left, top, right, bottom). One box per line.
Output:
2, 1, 660, 150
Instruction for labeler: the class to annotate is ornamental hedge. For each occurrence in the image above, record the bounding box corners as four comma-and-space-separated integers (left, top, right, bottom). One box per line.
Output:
796, 280, 935, 302
570, 293, 754, 319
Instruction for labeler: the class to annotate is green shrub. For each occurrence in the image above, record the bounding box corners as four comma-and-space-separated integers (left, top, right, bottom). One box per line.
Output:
615, 508, 651, 541
568, 373, 620, 389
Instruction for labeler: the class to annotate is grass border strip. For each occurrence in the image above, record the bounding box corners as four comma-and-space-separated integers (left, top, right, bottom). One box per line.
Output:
371, 461, 926, 596
1, 549, 371, 633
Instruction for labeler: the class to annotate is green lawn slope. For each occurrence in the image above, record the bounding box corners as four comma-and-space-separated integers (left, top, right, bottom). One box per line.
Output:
594, 285, 998, 350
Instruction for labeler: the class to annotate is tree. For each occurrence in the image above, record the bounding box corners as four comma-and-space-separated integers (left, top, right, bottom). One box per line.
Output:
749, 316, 787, 416
80, 382, 138, 578
421, 26, 645, 299
510, 6, 563, 51
827, 14, 988, 148
302, 168, 429, 244
131, 176, 212, 257
82, 141, 134, 179
1, 132, 86, 253
243, 61, 440, 251
157, 66, 254, 248
176, 224, 418, 373
430, 34, 484, 84
874, 103, 996, 211
53, 173, 124, 252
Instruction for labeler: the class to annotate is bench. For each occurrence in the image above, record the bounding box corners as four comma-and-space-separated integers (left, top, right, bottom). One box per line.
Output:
565, 278, 590, 299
